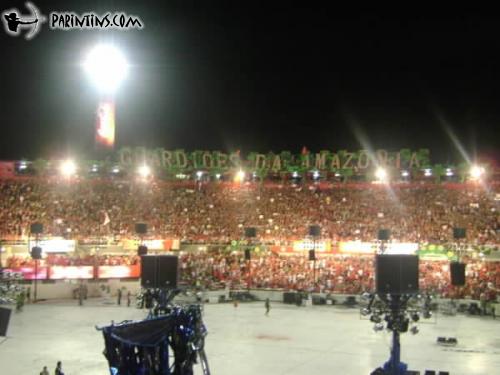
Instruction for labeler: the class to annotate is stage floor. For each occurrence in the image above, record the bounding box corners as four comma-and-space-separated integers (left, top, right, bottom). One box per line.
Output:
1, 299, 499, 374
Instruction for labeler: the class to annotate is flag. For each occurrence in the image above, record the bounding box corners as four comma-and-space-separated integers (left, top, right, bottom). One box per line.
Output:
102, 211, 111, 226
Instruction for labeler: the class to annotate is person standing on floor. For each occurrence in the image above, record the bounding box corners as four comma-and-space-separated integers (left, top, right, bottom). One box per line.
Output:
117, 288, 122, 305
39, 366, 49, 375
127, 291, 132, 307
55, 361, 64, 375
265, 298, 271, 316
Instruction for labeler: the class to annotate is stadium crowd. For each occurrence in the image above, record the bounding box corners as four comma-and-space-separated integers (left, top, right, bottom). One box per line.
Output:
180, 250, 500, 300
0, 179, 498, 244
6, 250, 499, 300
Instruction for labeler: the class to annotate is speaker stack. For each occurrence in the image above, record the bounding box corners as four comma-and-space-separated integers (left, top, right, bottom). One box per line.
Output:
376, 254, 419, 295
308, 225, 321, 237
30, 222, 43, 259
140, 255, 179, 289
135, 223, 148, 256
451, 227, 466, 287
377, 229, 390, 241
0, 307, 12, 337
30, 223, 44, 235
244, 227, 256, 238
244, 227, 256, 261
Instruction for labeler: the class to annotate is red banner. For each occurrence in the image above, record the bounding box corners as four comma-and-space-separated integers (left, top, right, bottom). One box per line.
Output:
97, 265, 140, 279
0, 161, 15, 178
49, 266, 94, 279
5, 267, 48, 280
96, 101, 115, 148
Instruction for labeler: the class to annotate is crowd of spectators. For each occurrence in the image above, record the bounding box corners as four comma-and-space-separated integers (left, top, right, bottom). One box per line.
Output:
0, 179, 498, 244
6, 250, 499, 300
180, 250, 500, 300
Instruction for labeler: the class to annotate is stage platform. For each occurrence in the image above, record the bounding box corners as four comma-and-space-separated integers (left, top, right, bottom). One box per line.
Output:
0, 299, 499, 374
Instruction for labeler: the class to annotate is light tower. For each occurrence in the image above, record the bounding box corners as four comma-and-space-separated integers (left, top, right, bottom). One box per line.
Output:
83, 44, 129, 150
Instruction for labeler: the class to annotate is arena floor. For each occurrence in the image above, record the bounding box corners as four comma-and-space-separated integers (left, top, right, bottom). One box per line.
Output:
1, 299, 499, 375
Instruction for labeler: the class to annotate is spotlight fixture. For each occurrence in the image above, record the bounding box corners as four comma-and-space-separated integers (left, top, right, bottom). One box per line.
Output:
60, 159, 77, 177
470, 165, 485, 180
361, 308, 371, 316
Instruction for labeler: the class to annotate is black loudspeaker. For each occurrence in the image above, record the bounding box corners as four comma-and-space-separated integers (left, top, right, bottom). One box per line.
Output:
453, 227, 466, 239
309, 225, 321, 237
244, 227, 256, 238
140, 256, 157, 288
30, 222, 43, 234
450, 262, 466, 286
0, 307, 12, 336
378, 229, 390, 241
156, 255, 179, 289
141, 255, 179, 289
135, 223, 148, 235
31, 246, 42, 260
309, 249, 316, 261
376, 255, 419, 295
244, 249, 251, 261
137, 245, 148, 256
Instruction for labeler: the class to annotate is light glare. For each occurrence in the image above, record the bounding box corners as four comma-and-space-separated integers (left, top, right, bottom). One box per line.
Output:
60, 160, 77, 177
84, 44, 128, 93
470, 165, 484, 179
137, 165, 151, 178
375, 168, 387, 181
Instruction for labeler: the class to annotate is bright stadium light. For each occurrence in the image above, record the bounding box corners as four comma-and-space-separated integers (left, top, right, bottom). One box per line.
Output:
401, 170, 409, 177
196, 171, 203, 179
60, 159, 77, 177
375, 168, 387, 181
235, 170, 245, 182
470, 165, 485, 180
137, 165, 151, 178
83, 44, 129, 93
445, 168, 453, 177
424, 168, 432, 177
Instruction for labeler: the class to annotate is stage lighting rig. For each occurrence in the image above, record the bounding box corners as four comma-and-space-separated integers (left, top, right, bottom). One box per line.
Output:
469, 165, 485, 180
60, 159, 77, 178
362, 249, 434, 375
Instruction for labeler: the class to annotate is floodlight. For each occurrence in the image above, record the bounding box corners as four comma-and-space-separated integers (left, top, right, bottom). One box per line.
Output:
401, 170, 409, 177
235, 170, 245, 182
470, 165, 484, 180
424, 169, 432, 177
60, 159, 77, 177
196, 171, 203, 179
375, 168, 387, 181
292, 171, 299, 178
83, 44, 129, 93
313, 170, 320, 179
137, 165, 151, 178
445, 168, 453, 177
112, 167, 120, 174
215, 173, 221, 179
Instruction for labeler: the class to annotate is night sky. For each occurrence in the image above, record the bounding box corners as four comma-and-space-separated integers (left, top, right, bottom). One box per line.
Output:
0, 2, 499, 163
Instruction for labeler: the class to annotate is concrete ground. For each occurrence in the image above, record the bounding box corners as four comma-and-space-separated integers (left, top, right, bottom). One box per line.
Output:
0, 299, 499, 375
